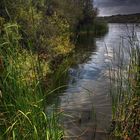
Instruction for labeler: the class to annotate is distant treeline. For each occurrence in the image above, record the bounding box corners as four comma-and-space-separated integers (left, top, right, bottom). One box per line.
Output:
98, 13, 140, 23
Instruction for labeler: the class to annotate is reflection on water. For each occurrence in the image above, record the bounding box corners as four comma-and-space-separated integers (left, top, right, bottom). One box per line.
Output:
47, 24, 140, 140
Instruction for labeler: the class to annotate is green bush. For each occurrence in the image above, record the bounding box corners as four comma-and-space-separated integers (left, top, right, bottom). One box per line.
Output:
0, 23, 63, 140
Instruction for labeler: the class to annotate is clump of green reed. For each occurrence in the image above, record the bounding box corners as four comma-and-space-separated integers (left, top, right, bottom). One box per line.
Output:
93, 19, 108, 36
76, 19, 108, 37
0, 23, 63, 139
109, 27, 140, 140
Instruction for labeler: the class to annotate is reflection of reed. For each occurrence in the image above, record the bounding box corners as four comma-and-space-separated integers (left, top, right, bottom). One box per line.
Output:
61, 107, 97, 139
76, 33, 96, 49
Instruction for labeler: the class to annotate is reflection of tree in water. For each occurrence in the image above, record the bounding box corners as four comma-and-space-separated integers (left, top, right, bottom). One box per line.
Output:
46, 34, 97, 105
76, 33, 95, 48
67, 34, 97, 85
73, 33, 97, 65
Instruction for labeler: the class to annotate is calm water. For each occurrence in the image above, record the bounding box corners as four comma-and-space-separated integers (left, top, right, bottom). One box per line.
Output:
47, 24, 140, 140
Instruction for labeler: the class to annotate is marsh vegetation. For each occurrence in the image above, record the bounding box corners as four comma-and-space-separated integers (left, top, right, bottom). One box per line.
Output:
0, 1, 139, 140
109, 26, 140, 140
0, 0, 108, 139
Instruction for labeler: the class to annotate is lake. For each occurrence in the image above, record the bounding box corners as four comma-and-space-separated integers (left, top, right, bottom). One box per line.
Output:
47, 24, 140, 140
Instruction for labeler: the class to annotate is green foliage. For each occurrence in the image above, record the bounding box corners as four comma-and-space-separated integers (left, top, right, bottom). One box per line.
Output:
76, 19, 108, 37
0, 22, 63, 140
93, 19, 108, 36
0, 0, 106, 139
0, 0, 103, 57
46, 0, 97, 30
109, 30, 140, 140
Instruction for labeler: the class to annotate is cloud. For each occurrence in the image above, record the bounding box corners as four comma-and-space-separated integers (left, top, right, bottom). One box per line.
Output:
94, 0, 140, 16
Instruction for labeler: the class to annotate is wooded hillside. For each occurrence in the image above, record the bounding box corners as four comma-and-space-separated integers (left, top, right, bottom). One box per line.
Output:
98, 13, 140, 23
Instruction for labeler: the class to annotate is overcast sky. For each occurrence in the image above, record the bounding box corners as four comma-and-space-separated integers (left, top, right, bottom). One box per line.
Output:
94, 0, 140, 16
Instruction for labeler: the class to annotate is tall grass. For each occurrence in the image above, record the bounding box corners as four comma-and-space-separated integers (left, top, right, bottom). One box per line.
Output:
0, 23, 63, 139
76, 19, 108, 37
109, 26, 140, 139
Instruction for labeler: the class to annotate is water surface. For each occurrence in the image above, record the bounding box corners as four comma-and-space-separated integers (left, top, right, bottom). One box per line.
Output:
47, 24, 140, 140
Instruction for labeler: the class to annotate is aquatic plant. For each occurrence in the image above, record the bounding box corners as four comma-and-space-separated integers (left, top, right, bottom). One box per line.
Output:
109, 26, 140, 140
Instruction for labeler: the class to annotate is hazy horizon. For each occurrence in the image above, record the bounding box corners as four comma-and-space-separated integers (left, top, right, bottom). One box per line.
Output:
94, 0, 140, 16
